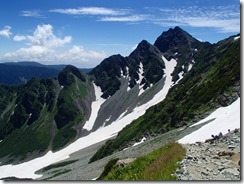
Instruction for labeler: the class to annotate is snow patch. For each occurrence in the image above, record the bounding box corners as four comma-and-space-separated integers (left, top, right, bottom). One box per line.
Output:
127, 86, 131, 92
138, 87, 145, 96
117, 107, 129, 121
188, 63, 193, 71
120, 69, 124, 78
132, 137, 146, 147
137, 62, 144, 84
82, 83, 106, 131
105, 116, 112, 122
138, 62, 146, 96
178, 98, 240, 144
125, 66, 129, 77
234, 36, 240, 40
177, 71, 184, 83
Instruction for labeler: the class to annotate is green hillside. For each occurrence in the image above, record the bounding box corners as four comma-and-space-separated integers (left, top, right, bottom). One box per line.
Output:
0, 66, 93, 163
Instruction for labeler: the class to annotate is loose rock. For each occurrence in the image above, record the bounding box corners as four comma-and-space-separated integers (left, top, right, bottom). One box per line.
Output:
174, 129, 240, 180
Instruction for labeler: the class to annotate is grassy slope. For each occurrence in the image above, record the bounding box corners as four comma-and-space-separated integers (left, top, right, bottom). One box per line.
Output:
99, 142, 185, 180
52, 76, 89, 151
90, 37, 240, 163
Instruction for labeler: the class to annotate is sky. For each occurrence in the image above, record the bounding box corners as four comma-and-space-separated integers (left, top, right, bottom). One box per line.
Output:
0, 0, 240, 68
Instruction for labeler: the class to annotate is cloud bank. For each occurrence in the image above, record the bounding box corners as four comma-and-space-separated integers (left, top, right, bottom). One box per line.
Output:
49, 5, 240, 33
2, 24, 106, 67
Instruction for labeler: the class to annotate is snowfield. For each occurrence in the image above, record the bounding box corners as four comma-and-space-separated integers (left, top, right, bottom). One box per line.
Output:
178, 98, 240, 144
82, 83, 106, 131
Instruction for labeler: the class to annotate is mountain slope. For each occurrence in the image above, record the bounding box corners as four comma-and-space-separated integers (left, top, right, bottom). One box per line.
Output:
89, 33, 240, 163
88, 40, 169, 130
0, 65, 94, 164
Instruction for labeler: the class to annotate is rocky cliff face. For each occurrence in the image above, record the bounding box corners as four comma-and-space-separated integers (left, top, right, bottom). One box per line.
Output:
154, 26, 205, 83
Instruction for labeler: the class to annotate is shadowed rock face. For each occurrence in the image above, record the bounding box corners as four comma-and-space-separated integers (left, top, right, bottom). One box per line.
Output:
154, 26, 206, 83
90, 40, 164, 99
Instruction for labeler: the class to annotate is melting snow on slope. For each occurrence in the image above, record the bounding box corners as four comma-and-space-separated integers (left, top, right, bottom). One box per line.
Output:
0, 55, 177, 179
82, 83, 106, 131
178, 98, 240, 144
132, 137, 146, 147
138, 62, 144, 84
234, 36, 240, 40
138, 62, 146, 96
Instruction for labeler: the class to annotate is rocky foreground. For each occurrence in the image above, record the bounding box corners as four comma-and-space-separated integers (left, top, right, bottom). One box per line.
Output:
175, 129, 240, 180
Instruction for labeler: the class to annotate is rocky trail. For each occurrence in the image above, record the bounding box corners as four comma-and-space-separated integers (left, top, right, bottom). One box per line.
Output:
175, 129, 240, 180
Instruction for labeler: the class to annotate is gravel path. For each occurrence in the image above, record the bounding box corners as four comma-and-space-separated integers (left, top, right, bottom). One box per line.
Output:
174, 129, 240, 180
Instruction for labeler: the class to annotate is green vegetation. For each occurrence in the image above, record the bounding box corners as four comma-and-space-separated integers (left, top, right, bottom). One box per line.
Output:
0, 111, 52, 159
0, 79, 58, 159
53, 68, 89, 150
52, 123, 77, 151
38, 160, 78, 173
97, 158, 119, 180
45, 169, 71, 180
99, 142, 185, 180
0, 65, 92, 162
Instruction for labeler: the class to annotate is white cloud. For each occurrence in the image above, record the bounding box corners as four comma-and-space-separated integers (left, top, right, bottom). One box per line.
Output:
156, 5, 240, 33
99, 15, 148, 22
49, 5, 240, 33
56, 45, 106, 62
0, 25, 12, 38
50, 7, 127, 16
22, 24, 72, 48
13, 35, 26, 41
1, 24, 106, 67
20, 10, 44, 18
50, 6, 148, 23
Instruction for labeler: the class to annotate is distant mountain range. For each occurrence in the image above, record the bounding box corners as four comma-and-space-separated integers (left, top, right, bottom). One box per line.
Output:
0, 61, 92, 85
0, 27, 240, 180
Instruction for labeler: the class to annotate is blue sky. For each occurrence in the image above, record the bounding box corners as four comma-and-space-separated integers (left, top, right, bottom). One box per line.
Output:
0, 0, 240, 68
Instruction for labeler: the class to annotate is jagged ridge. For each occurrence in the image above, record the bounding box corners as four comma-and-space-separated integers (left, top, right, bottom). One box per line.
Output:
89, 32, 240, 163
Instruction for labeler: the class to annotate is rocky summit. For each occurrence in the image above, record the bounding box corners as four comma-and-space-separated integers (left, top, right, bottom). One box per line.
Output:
174, 129, 240, 180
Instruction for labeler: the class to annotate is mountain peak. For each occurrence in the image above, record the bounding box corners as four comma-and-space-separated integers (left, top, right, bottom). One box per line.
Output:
173, 26, 183, 32
130, 39, 161, 58
58, 65, 86, 86
138, 39, 151, 46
